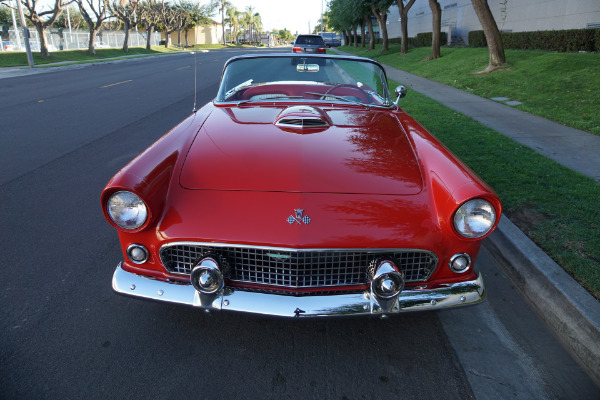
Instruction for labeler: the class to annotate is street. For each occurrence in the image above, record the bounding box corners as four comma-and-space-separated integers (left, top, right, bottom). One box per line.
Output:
1, 48, 598, 399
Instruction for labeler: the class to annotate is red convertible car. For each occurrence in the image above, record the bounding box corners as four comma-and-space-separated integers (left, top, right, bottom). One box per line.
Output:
102, 54, 501, 317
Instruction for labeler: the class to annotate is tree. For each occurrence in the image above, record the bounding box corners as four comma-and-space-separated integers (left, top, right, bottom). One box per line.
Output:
370, 0, 393, 52
173, 1, 190, 46
55, 6, 87, 30
225, 5, 238, 44
471, 0, 506, 72
109, 0, 140, 52
277, 27, 293, 44
215, 0, 230, 44
21, 0, 71, 57
329, 0, 368, 47
157, 0, 177, 48
364, 14, 374, 50
396, 0, 416, 55
140, 0, 161, 50
1, 4, 12, 26
359, 18, 365, 48
75, 0, 109, 54
427, 0, 441, 60
184, 1, 211, 47
243, 6, 255, 44
252, 13, 262, 44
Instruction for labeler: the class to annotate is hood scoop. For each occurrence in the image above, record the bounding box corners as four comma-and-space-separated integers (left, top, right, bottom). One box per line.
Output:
275, 106, 330, 130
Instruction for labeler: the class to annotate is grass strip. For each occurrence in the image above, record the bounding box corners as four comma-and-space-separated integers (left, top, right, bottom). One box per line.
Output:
387, 78, 600, 299
341, 45, 600, 136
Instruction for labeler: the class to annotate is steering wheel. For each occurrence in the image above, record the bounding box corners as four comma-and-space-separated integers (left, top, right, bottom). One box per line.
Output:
323, 83, 371, 103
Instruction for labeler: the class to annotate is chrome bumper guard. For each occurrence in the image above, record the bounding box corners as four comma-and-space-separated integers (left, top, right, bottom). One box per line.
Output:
112, 263, 485, 317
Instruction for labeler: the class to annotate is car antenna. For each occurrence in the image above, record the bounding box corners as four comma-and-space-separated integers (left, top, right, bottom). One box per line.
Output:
192, 45, 198, 113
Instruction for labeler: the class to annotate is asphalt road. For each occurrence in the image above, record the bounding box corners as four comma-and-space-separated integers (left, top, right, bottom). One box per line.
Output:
1, 48, 598, 399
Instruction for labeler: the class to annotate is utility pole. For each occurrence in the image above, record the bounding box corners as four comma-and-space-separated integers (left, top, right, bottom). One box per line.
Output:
67, 6, 72, 34
321, 0, 323, 32
15, 0, 34, 68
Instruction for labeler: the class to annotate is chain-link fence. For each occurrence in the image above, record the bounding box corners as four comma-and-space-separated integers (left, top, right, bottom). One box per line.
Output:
1, 28, 161, 52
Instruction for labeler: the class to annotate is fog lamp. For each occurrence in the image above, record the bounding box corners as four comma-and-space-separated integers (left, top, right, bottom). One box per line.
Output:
449, 253, 472, 273
371, 259, 405, 299
127, 244, 149, 264
190, 257, 224, 294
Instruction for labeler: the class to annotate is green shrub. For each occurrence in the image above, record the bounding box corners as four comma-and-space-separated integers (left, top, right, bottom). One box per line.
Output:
468, 28, 600, 52
468, 30, 487, 47
387, 32, 447, 48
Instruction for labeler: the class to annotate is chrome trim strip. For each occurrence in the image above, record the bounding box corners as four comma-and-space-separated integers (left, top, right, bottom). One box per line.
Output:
112, 263, 485, 317
160, 241, 436, 254
276, 117, 330, 128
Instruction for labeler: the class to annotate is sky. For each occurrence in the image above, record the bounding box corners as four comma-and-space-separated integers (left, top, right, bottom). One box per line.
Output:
26, 0, 326, 35
224, 0, 326, 35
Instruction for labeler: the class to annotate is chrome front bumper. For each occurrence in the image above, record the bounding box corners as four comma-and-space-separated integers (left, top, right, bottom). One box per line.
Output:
112, 263, 485, 317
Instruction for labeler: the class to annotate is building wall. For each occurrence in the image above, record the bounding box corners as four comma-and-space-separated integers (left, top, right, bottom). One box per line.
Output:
386, 0, 600, 44
164, 22, 223, 46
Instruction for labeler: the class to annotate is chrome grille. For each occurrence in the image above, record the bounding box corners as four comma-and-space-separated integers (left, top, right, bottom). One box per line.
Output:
160, 244, 437, 289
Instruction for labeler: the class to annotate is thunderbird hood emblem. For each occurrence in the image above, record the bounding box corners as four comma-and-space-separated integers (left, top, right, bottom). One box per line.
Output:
287, 209, 311, 225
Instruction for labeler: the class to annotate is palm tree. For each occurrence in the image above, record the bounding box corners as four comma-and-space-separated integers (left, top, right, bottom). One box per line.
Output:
225, 5, 239, 44
217, 0, 232, 44
252, 12, 262, 44
245, 6, 254, 45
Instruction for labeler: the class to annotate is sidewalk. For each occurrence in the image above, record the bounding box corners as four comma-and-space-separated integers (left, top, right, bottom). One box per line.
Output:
0, 52, 193, 80
359, 55, 600, 386
382, 65, 600, 183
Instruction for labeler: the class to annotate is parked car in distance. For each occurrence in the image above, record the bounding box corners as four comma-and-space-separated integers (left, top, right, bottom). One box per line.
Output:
2, 41, 17, 51
318, 32, 342, 47
292, 34, 326, 54
102, 53, 502, 318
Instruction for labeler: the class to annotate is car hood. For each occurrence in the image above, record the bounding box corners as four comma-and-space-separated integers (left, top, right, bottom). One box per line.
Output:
180, 105, 423, 195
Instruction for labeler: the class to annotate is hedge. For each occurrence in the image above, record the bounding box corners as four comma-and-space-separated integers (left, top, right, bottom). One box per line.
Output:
468, 28, 600, 52
387, 32, 448, 48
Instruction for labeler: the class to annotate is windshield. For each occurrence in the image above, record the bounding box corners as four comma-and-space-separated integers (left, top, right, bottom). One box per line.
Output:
295, 36, 324, 45
216, 55, 393, 108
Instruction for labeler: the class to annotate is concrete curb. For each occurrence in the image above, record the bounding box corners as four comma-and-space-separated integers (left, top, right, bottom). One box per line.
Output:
484, 216, 600, 386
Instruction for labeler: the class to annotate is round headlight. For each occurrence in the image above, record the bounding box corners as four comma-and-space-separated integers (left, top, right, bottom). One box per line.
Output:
107, 191, 148, 230
454, 198, 496, 238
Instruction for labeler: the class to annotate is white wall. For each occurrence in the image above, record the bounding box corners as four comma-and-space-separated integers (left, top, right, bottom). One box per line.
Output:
386, 0, 600, 44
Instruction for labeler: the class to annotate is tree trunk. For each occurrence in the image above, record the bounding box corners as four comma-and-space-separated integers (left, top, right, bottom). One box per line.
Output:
88, 27, 100, 54
177, 29, 182, 46
146, 25, 154, 50
372, 6, 389, 52
397, 0, 416, 55
352, 24, 358, 48
184, 28, 189, 47
366, 16, 374, 50
342, 29, 349, 46
471, 0, 506, 72
380, 13, 389, 52
221, 7, 226, 44
123, 20, 130, 52
34, 23, 50, 57
360, 20, 365, 48
428, 0, 441, 60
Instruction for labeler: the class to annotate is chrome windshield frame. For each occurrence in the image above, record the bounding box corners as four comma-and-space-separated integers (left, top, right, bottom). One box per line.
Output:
214, 53, 395, 109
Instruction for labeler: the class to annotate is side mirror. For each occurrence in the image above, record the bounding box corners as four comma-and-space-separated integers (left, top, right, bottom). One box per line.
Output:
395, 85, 407, 105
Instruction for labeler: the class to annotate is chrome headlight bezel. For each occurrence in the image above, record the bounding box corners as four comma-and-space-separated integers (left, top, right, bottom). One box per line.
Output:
453, 198, 497, 239
106, 190, 148, 230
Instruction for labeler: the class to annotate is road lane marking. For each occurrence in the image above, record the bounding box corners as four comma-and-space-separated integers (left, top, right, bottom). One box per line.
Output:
101, 80, 132, 88
176, 66, 191, 70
